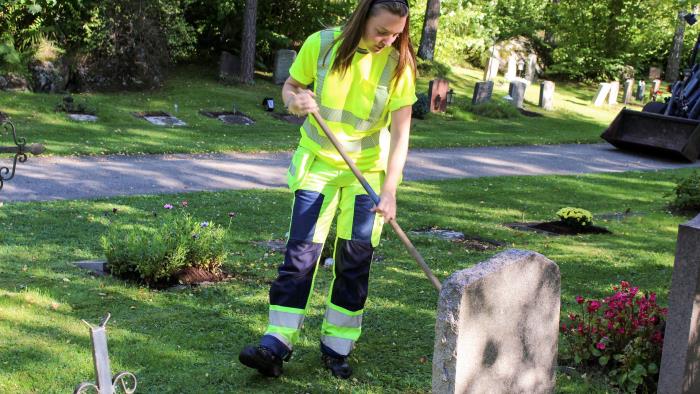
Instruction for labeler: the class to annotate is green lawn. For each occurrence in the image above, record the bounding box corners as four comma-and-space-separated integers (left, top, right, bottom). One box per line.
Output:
0, 168, 690, 393
0, 65, 641, 156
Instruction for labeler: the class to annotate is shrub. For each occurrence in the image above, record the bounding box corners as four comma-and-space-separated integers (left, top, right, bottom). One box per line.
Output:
561, 281, 667, 393
556, 207, 593, 228
101, 207, 227, 285
459, 99, 521, 119
416, 58, 451, 79
412, 93, 430, 119
55, 95, 96, 115
669, 171, 700, 213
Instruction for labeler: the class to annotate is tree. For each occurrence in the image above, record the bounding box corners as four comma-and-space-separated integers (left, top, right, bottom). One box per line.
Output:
238, 0, 257, 84
667, 9, 687, 83
417, 0, 440, 60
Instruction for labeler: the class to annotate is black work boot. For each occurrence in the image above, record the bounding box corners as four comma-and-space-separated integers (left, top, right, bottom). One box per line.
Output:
322, 353, 353, 379
239, 345, 287, 377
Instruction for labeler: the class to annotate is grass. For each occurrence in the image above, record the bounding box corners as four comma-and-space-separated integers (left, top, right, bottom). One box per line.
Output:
0, 167, 692, 393
0, 64, 642, 156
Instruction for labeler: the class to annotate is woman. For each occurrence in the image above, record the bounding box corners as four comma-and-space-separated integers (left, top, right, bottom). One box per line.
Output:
240, 0, 416, 379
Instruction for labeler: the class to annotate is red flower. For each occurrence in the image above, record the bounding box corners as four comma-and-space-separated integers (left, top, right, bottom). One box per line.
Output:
620, 281, 630, 289
576, 295, 584, 304
587, 300, 602, 313
596, 342, 606, 350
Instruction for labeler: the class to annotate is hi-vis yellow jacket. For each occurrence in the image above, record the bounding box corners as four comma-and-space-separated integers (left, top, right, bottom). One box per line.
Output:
288, 28, 417, 172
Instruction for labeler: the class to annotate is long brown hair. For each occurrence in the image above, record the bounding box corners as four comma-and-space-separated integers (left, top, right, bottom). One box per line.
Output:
326, 0, 416, 86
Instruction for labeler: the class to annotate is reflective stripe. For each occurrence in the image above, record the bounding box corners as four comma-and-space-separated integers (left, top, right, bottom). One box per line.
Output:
324, 307, 362, 328
266, 332, 292, 349
265, 324, 299, 345
269, 309, 304, 329
304, 29, 398, 152
302, 120, 386, 153
316, 30, 335, 100
321, 336, 355, 356
289, 160, 296, 177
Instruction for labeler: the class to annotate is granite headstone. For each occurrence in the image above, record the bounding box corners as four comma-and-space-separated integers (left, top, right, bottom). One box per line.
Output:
433, 249, 560, 394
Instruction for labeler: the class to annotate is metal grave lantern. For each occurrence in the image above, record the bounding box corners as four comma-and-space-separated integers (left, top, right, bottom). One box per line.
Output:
74, 314, 137, 394
1, 119, 44, 191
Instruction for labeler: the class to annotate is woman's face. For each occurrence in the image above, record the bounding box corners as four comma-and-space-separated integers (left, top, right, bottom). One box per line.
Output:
361, 8, 406, 53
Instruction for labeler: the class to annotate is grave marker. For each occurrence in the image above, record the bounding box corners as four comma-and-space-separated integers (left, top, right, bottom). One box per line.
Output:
539, 81, 555, 111
273, 49, 297, 85
594, 83, 611, 106
472, 81, 494, 105
429, 79, 449, 113
433, 249, 560, 394
608, 81, 620, 105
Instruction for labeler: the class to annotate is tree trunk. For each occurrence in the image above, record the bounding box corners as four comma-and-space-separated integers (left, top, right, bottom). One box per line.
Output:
666, 9, 686, 83
239, 0, 258, 84
417, 0, 440, 61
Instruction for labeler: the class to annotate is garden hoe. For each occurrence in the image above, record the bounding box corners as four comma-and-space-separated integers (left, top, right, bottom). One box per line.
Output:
311, 111, 442, 291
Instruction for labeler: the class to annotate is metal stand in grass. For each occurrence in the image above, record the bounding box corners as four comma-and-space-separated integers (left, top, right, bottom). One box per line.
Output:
74, 314, 137, 394
311, 111, 442, 291
0, 120, 44, 191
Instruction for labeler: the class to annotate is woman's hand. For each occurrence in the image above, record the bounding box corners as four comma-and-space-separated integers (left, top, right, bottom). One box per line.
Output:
286, 89, 318, 116
372, 191, 396, 222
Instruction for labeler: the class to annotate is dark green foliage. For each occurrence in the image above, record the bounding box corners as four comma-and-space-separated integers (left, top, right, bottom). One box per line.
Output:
54, 95, 96, 115
416, 58, 451, 79
669, 171, 700, 213
459, 99, 521, 119
101, 211, 227, 285
412, 93, 431, 119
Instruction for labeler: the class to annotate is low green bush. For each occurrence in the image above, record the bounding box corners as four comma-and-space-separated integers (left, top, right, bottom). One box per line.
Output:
101, 206, 227, 285
556, 207, 593, 228
458, 98, 522, 119
416, 58, 451, 79
669, 171, 700, 213
412, 93, 430, 119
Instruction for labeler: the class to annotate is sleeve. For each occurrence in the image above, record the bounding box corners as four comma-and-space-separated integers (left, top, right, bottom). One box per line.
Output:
288, 32, 320, 86
387, 64, 417, 112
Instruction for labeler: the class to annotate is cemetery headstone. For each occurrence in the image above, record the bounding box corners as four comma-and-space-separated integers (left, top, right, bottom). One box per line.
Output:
429, 78, 449, 113
484, 56, 500, 81
472, 81, 494, 105
273, 49, 297, 85
219, 51, 241, 80
608, 81, 620, 105
505, 55, 517, 81
623, 79, 634, 104
539, 81, 555, 111
594, 83, 611, 106
525, 54, 538, 82
651, 79, 662, 96
658, 214, 700, 393
649, 67, 662, 81
509, 80, 527, 108
636, 80, 646, 101
68, 114, 98, 122
433, 249, 560, 394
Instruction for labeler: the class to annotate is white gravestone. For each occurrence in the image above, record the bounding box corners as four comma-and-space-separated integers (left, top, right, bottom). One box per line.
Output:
433, 249, 560, 394
594, 83, 611, 106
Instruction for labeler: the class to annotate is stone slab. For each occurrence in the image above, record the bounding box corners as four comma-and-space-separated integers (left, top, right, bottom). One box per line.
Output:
608, 81, 620, 105
74, 260, 108, 276
144, 116, 186, 127
472, 81, 494, 105
509, 81, 527, 108
594, 83, 611, 106
658, 214, 700, 393
623, 79, 634, 105
429, 78, 449, 113
68, 114, 98, 122
539, 81, 555, 111
636, 80, 646, 101
273, 49, 297, 85
433, 249, 560, 394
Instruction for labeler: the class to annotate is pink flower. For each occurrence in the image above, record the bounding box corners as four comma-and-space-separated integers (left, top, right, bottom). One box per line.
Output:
163, 204, 173, 209
181, 201, 188, 207
587, 300, 601, 313
576, 295, 584, 304
596, 342, 606, 350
